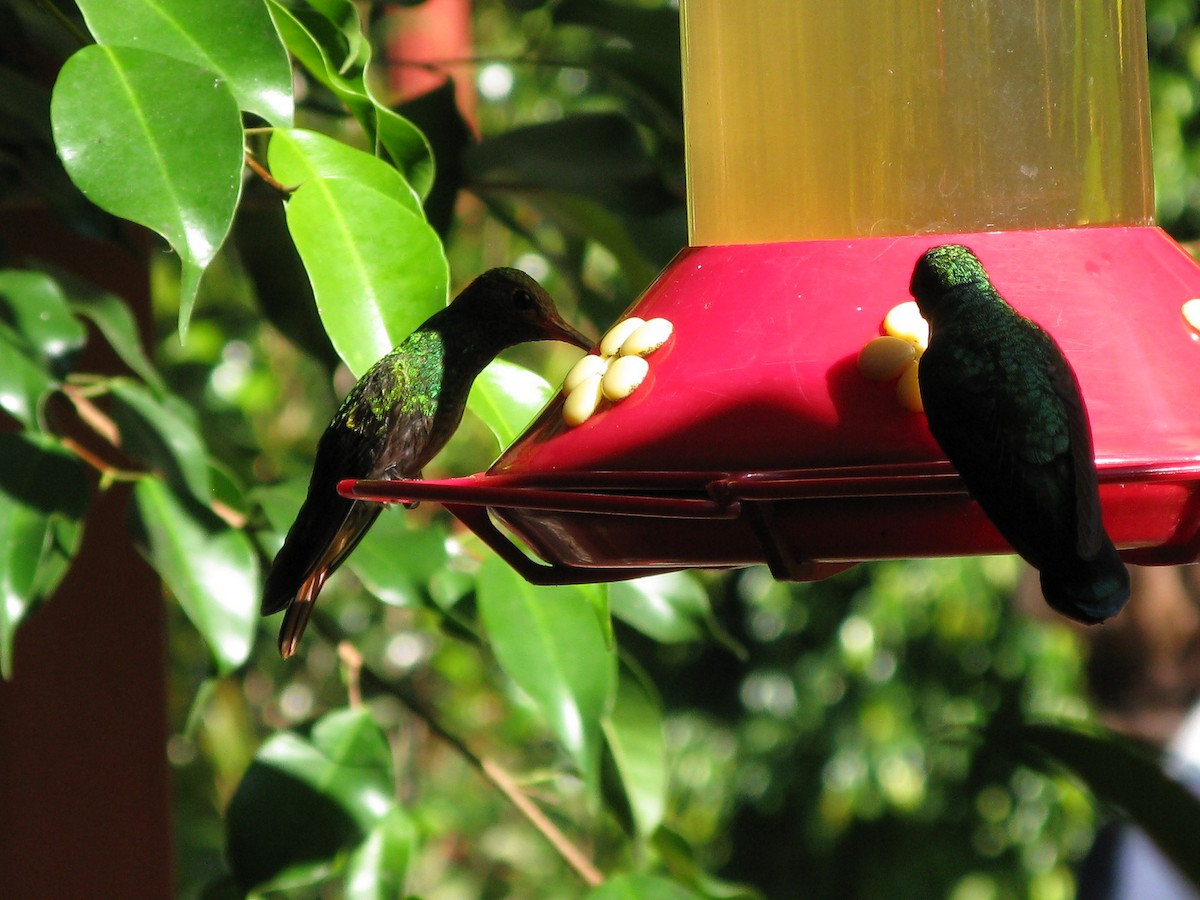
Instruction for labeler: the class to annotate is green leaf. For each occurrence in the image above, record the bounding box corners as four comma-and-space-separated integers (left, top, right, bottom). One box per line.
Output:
0, 336, 54, 428
602, 662, 667, 837
130, 477, 257, 673
609, 572, 711, 644
348, 510, 449, 607
1008, 722, 1200, 891
67, 282, 165, 393
269, 128, 422, 216
553, 0, 683, 125
281, 176, 448, 376
0, 433, 89, 678
50, 44, 244, 337
467, 359, 554, 450
587, 874, 701, 900
465, 113, 676, 216
477, 556, 616, 794
74, 0, 294, 126
0, 270, 86, 378
343, 806, 417, 900
265, 0, 434, 196
226, 707, 395, 891
651, 828, 763, 900
108, 379, 212, 502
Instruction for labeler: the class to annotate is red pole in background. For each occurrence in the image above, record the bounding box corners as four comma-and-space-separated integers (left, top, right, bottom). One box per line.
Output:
0, 211, 172, 900
387, 0, 477, 130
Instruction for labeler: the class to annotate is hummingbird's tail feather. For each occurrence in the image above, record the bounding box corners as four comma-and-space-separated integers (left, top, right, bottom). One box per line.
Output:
278, 566, 330, 658
1039, 540, 1130, 625
264, 499, 382, 657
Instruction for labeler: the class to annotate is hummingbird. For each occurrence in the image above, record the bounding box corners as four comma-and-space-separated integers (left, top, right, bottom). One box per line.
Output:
262, 268, 591, 658
909, 243, 1129, 624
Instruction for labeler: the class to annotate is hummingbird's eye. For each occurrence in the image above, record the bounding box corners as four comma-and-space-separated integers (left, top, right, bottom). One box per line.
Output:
513, 288, 536, 311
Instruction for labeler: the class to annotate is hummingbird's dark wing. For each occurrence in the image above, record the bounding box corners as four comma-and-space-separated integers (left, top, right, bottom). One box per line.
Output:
1037, 331, 1105, 561
918, 322, 1080, 570
261, 419, 384, 617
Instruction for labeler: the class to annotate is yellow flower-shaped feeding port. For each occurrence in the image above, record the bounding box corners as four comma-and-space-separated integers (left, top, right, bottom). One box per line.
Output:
857, 300, 929, 412
562, 316, 674, 426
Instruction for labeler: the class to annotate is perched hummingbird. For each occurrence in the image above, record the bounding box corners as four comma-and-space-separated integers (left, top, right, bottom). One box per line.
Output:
263, 268, 591, 658
909, 244, 1129, 624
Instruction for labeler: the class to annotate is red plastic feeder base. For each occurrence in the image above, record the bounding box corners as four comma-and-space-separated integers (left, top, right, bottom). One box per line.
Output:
342, 226, 1200, 585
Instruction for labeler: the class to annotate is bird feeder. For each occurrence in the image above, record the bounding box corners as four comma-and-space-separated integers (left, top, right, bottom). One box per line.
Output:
345, 1, 1200, 583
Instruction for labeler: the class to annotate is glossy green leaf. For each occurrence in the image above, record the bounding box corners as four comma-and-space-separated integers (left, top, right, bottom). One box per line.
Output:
265, 0, 434, 197
587, 874, 701, 900
0, 433, 89, 678
130, 477, 257, 673
226, 707, 395, 891
343, 806, 417, 900
50, 45, 244, 337
0, 270, 86, 378
0, 336, 53, 428
349, 510, 448, 607
602, 662, 667, 837
269, 128, 422, 215
477, 555, 616, 793
1008, 722, 1200, 890
609, 572, 710, 644
281, 176, 447, 376
67, 282, 165, 393
74, 0, 293, 126
252, 478, 306, 557
467, 359, 554, 449
108, 379, 212, 502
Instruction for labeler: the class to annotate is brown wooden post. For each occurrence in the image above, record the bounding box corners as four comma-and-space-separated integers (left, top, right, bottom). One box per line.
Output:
0, 210, 173, 899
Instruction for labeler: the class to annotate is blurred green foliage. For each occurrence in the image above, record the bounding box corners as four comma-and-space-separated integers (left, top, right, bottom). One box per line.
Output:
2, 0, 1200, 898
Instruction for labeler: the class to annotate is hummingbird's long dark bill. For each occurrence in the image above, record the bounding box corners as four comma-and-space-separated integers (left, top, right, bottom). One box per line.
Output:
545, 317, 592, 351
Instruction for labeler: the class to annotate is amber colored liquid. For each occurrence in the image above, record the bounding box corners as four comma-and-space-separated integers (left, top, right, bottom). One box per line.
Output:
682, 0, 1153, 245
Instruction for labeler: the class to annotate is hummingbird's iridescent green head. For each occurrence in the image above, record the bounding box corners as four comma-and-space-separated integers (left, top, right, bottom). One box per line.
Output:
451, 267, 591, 350
909, 244, 989, 325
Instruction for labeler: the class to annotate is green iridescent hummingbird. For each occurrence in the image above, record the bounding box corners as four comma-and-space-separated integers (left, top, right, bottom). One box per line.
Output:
909, 244, 1129, 624
263, 268, 591, 658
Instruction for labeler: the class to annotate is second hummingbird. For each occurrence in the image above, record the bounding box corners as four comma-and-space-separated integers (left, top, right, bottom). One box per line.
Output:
910, 243, 1130, 625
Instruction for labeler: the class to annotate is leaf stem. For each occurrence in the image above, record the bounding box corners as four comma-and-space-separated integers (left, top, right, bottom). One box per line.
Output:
312, 617, 604, 888
244, 151, 295, 196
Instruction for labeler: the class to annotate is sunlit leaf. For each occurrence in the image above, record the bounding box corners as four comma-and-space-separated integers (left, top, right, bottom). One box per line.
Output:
130, 477, 257, 673
477, 556, 616, 793
50, 45, 243, 337
108, 379, 212, 502
281, 176, 447, 376
349, 510, 448, 607
0, 336, 53, 428
602, 662, 667, 837
268, 128, 422, 216
587, 874, 701, 900
467, 359, 554, 449
609, 571, 710, 644
226, 707, 395, 891
265, 0, 434, 196
0, 270, 86, 377
74, 0, 293, 126
343, 806, 418, 900
0, 433, 89, 678
67, 282, 165, 393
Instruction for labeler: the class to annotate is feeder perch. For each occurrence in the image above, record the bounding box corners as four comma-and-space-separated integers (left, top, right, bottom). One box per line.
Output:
344, 2, 1200, 584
